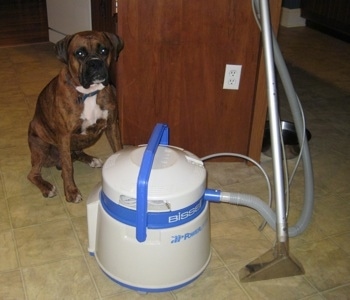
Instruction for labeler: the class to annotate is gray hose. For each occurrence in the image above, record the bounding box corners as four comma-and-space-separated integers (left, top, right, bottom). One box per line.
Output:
272, 34, 314, 237
221, 0, 314, 237
220, 192, 302, 237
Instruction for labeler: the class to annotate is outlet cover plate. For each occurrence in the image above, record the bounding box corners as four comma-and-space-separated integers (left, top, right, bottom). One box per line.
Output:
223, 64, 242, 90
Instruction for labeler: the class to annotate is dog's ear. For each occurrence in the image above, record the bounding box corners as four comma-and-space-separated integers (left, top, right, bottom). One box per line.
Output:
55, 35, 73, 64
103, 32, 124, 61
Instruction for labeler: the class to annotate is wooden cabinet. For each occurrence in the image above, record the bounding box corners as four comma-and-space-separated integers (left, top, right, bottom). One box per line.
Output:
117, 0, 282, 161
91, 0, 117, 33
0, 0, 48, 46
301, 0, 350, 39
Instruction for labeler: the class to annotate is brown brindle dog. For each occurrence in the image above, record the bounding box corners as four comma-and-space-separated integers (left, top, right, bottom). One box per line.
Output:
28, 31, 124, 203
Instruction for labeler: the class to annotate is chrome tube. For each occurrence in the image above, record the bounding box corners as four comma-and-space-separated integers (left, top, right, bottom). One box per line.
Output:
259, 0, 288, 243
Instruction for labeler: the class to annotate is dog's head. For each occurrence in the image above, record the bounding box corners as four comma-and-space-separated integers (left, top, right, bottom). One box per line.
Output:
55, 31, 124, 89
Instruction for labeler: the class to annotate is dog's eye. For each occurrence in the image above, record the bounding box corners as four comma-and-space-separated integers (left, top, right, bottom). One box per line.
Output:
75, 49, 87, 59
99, 47, 109, 56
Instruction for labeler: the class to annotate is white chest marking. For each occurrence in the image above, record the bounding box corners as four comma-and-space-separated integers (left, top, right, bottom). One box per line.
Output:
80, 94, 108, 134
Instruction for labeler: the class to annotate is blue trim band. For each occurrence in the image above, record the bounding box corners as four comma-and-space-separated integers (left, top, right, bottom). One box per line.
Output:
100, 191, 206, 229
103, 270, 202, 293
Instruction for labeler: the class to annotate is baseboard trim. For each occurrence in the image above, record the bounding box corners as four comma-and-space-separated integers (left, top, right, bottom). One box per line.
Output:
280, 8, 305, 28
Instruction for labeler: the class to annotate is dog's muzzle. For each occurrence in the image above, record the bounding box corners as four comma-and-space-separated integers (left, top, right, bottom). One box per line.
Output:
81, 58, 109, 89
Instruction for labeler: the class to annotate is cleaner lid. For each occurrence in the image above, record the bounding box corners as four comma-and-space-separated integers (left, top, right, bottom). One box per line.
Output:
102, 124, 207, 242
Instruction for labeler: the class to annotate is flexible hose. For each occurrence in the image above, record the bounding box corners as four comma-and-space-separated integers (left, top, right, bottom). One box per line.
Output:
272, 33, 314, 236
206, 0, 314, 237
218, 192, 301, 237
250, 0, 314, 236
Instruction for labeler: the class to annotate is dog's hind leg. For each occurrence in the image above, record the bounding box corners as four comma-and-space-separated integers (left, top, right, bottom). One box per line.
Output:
28, 136, 57, 198
71, 150, 103, 168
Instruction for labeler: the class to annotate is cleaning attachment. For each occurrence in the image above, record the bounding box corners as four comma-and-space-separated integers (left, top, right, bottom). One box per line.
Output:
237, 0, 313, 282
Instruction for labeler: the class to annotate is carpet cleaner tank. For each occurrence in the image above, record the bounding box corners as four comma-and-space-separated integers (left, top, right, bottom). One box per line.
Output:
87, 124, 211, 292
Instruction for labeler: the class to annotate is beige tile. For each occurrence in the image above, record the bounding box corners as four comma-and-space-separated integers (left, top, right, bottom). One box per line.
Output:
0, 108, 30, 149
240, 276, 317, 300
331, 233, 350, 255
247, 212, 276, 242
8, 193, 67, 228
20, 80, 49, 97
0, 107, 30, 128
0, 146, 61, 199
126, 292, 177, 299
205, 161, 263, 188
26, 94, 40, 115
0, 200, 11, 232
207, 247, 225, 270
22, 257, 98, 300
103, 290, 174, 299
50, 158, 106, 217
211, 218, 272, 265
0, 183, 11, 232
2, 163, 53, 199
313, 201, 350, 236
209, 201, 247, 223
0, 270, 26, 300
278, 27, 350, 93
64, 199, 89, 218
322, 284, 350, 300
0, 125, 29, 149
173, 267, 249, 299
0, 230, 19, 271
71, 216, 89, 253
8, 44, 53, 64
14, 219, 82, 267
0, 88, 26, 110
288, 222, 328, 249
85, 253, 128, 297
294, 238, 350, 291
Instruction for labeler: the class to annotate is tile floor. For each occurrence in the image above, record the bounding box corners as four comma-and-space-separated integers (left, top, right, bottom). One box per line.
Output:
0, 26, 350, 299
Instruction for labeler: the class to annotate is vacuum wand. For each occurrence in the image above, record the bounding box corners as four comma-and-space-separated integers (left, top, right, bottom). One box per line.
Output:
259, 0, 288, 244
235, 0, 306, 281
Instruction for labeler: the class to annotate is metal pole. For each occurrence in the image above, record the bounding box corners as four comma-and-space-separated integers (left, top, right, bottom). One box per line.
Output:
259, 0, 288, 244
239, 0, 305, 281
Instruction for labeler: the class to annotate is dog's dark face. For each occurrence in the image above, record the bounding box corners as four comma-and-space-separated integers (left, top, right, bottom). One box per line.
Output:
55, 31, 124, 89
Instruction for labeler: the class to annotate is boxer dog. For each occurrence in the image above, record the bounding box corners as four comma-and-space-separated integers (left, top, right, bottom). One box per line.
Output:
28, 31, 123, 203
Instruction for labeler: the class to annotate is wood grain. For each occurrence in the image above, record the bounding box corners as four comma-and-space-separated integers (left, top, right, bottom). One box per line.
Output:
117, 0, 282, 161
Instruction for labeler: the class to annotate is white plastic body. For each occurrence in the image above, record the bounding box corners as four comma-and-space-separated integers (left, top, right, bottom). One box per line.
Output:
86, 145, 211, 292
87, 183, 102, 254
88, 194, 210, 292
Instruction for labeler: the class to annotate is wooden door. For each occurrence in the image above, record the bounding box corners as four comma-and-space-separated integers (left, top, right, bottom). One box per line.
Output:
117, 0, 281, 160
91, 0, 117, 33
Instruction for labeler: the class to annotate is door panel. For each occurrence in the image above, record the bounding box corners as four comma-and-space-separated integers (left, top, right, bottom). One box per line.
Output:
0, 0, 48, 46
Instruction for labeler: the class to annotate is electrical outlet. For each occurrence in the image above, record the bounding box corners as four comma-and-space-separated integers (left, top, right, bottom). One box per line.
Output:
223, 64, 242, 90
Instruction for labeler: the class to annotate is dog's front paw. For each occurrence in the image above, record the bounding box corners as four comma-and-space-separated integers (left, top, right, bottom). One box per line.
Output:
41, 184, 57, 198
66, 189, 83, 203
72, 193, 83, 203
46, 186, 57, 198
89, 158, 103, 168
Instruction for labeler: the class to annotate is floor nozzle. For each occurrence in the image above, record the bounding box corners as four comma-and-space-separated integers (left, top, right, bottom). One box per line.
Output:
239, 242, 304, 282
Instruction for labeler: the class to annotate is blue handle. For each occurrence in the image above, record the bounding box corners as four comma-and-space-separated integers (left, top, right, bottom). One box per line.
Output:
136, 123, 169, 242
